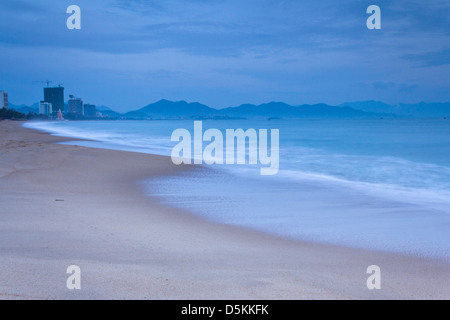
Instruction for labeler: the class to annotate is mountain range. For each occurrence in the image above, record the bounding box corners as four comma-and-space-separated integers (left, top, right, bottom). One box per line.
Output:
340, 101, 450, 118
9, 100, 450, 119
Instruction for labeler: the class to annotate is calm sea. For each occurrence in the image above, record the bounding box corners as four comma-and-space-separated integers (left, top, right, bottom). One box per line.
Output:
25, 119, 450, 259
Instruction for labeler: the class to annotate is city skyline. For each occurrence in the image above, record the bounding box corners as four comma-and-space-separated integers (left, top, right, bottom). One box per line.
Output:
1, 0, 450, 113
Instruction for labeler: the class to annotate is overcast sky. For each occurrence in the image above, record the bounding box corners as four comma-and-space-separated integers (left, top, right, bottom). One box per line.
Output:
0, 0, 449, 112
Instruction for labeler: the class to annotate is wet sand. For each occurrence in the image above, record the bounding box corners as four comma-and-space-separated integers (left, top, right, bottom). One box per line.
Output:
0, 120, 448, 299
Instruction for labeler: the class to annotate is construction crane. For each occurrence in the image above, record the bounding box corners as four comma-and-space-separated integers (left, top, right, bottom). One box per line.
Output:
32, 80, 53, 87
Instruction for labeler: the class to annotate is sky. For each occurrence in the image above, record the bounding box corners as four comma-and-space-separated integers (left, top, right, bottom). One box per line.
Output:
0, 0, 449, 112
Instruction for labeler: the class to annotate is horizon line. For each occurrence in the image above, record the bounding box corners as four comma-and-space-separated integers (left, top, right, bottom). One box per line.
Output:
8, 98, 450, 113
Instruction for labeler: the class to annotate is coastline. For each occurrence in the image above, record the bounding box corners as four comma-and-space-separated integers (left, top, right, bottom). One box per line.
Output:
0, 120, 448, 299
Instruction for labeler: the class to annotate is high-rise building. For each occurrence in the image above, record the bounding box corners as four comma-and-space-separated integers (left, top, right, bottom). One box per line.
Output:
0, 91, 8, 109
44, 86, 64, 117
68, 96, 83, 116
83, 104, 97, 117
39, 101, 53, 117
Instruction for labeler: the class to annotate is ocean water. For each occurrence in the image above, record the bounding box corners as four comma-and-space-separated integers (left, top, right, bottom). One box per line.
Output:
24, 119, 450, 259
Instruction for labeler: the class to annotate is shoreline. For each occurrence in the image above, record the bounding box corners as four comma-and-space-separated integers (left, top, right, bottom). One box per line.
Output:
25, 120, 450, 262
0, 120, 448, 299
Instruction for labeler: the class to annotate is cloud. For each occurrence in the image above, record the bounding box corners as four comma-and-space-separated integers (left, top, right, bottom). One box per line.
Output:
373, 82, 396, 90
399, 84, 419, 93
403, 49, 450, 67
0, 0, 449, 108
0, 0, 47, 14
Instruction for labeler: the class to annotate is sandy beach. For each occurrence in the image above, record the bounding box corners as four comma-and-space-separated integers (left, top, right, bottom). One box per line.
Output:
0, 120, 448, 300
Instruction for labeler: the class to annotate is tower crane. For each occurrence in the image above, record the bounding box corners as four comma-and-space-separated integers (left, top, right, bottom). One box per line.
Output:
32, 80, 53, 87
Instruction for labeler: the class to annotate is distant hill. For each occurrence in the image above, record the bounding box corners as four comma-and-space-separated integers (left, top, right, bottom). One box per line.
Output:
9, 99, 450, 120
96, 105, 114, 111
96, 105, 122, 118
9, 103, 39, 115
393, 103, 450, 117
123, 99, 219, 119
120, 100, 383, 119
340, 101, 394, 114
219, 102, 295, 118
341, 101, 450, 117
218, 102, 381, 119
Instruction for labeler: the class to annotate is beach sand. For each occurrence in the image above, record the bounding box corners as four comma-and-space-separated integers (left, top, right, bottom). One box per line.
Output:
0, 120, 448, 300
